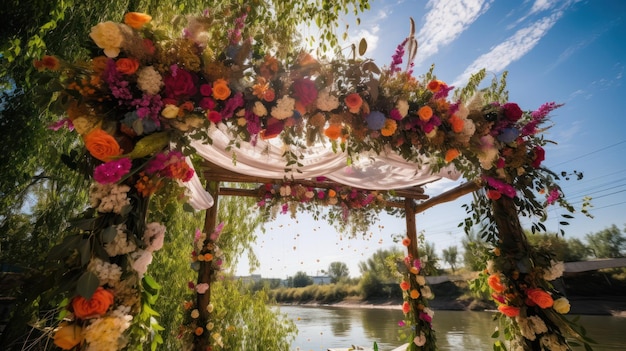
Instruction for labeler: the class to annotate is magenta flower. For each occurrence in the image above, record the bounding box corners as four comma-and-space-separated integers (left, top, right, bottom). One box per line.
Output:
93, 158, 132, 184
547, 188, 560, 205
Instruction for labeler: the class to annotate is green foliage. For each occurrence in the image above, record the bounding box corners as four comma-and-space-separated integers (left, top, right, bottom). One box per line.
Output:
358, 247, 403, 299
292, 271, 314, 287
211, 280, 297, 350
585, 224, 626, 258
442, 246, 459, 272
326, 261, 350, 283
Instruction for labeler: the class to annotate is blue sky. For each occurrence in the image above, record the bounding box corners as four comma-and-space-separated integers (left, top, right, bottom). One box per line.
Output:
235, 0, 626, 278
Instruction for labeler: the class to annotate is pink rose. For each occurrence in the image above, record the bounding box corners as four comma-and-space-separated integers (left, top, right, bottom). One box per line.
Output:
163, 68, 198, 100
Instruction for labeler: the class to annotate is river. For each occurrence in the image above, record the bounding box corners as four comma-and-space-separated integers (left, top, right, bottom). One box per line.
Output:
278, 305, 626, 351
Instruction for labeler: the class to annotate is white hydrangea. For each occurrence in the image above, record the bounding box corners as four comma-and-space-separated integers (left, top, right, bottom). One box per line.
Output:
105, 224, 137, 257
143, 222, 166, 252
271, 95, 295, 120
89, 183, 131, 214
88, 258, 123, 286
528, 315, 548, 335
516, 316, 537, 341
540, 334, 569, 351
136, 66, 163, 95
543, 260, 565, 281
316, 88, 340, 111
252, 101, 267, 116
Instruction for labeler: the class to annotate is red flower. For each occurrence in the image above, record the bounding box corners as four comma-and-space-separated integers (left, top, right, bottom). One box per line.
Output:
498, 304, 520, 317
532, 145, 545, 168
503, 102, 523, 121
526, 288, 553, 308
292, 78, 318, 106
163, 68, 198, 100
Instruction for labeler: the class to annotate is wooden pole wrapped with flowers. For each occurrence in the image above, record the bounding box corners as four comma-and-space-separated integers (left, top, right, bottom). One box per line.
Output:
31, 7, 597, 351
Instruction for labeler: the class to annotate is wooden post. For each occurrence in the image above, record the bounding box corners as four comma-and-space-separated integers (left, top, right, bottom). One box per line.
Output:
195, 181, 219, 351
492, 196, 529, 256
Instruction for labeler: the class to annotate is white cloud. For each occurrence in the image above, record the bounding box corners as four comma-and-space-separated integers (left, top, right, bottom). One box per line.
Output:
355, 25, 380, 54
415, 0, 494, 66
530, 0, 555, 14
452, 11, 562, 87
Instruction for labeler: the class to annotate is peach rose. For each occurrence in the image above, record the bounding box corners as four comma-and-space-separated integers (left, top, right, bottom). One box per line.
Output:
53, 323, 83, 350
89, 21, 123, 58
324, 124, 342, 140
526, 288, 554, 309
84, 128, 122, 162
115, 58, 139, 75
498, 304, 520, 317
124, 12, 152, 29
71, 287, 114, 319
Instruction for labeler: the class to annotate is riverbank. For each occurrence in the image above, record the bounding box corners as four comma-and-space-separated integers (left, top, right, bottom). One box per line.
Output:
290, 294, 626, 317
286, 275, 626, 317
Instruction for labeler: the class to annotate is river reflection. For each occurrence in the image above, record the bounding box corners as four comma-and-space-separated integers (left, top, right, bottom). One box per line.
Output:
279, 305, 626, 351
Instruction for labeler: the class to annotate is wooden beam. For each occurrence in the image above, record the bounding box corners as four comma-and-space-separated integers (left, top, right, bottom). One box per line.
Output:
413, 180, 481, 214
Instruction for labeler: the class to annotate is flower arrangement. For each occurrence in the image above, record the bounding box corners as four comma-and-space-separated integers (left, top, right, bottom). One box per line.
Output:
34, 5, 594, 351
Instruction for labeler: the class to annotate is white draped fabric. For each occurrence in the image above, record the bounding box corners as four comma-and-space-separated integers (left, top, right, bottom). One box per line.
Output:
186, 124, 461, 210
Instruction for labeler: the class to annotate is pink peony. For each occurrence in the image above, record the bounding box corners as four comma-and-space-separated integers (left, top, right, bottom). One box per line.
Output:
93, 158, 132, 184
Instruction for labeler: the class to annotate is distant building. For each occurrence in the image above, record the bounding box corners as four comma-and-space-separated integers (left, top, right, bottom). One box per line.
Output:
310, 275, 331, 285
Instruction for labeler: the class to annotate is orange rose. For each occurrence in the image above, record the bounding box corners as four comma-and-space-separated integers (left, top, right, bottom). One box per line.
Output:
91, 56, 109, 73
487, 274, 506, 293
444, 148, 460, 163
402, 301, 410, 314
124, 12, 152, 29
410, 289, 420, 299
427, 80, 444, 92
417, 105, 433, 121
400, 281, 410, 291
115, 58, 139, 75
497, 304, 520, 317
344, 93, 363, 113
324, 124, 342, 140
71, 287, 114, 319
449, 114, 464, 133
212, 79, 231, 100
526, 288, 553, 309
53, 323, 83, 350
84, 128, 122, 162
263, 88, 276, 102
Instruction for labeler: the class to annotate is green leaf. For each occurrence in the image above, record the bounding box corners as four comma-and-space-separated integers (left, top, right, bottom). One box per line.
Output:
76, 271, 100, 299
101, 225, 117, 243
79, 238, 92, 266
142, 303, 161, 317
70, 217, 97, 231
358, 38, 367, 56
48, 235, 82, 260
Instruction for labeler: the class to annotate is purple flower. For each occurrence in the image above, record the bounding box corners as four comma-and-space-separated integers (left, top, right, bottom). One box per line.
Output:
93, 158, 132, 184
497, 127, 520, 143
365, 111, 386, 130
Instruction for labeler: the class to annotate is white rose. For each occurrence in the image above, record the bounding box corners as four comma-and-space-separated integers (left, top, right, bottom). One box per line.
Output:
89, 21, 123, 58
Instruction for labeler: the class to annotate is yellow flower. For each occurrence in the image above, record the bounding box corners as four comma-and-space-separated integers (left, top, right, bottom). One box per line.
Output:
161, 104, 180, 119
89, 21, 123, 58
553, 297, 571, 314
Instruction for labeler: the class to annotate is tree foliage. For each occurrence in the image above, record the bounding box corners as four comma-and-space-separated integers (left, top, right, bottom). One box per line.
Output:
326, 261, 350, 283
442, 246, 459, 273
292, 271, 313, 288
586, 224, 626, 258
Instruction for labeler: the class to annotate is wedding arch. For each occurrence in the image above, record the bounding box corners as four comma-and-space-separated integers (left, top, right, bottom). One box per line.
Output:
33, 9, 595, 351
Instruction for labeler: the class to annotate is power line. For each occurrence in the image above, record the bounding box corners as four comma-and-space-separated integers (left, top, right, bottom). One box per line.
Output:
550, 139, 626, 167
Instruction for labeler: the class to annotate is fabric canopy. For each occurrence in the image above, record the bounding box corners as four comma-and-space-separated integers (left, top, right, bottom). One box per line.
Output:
186, 124, 461, 209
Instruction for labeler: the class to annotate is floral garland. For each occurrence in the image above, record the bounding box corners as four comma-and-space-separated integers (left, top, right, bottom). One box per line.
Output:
33, 6, 594, 351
